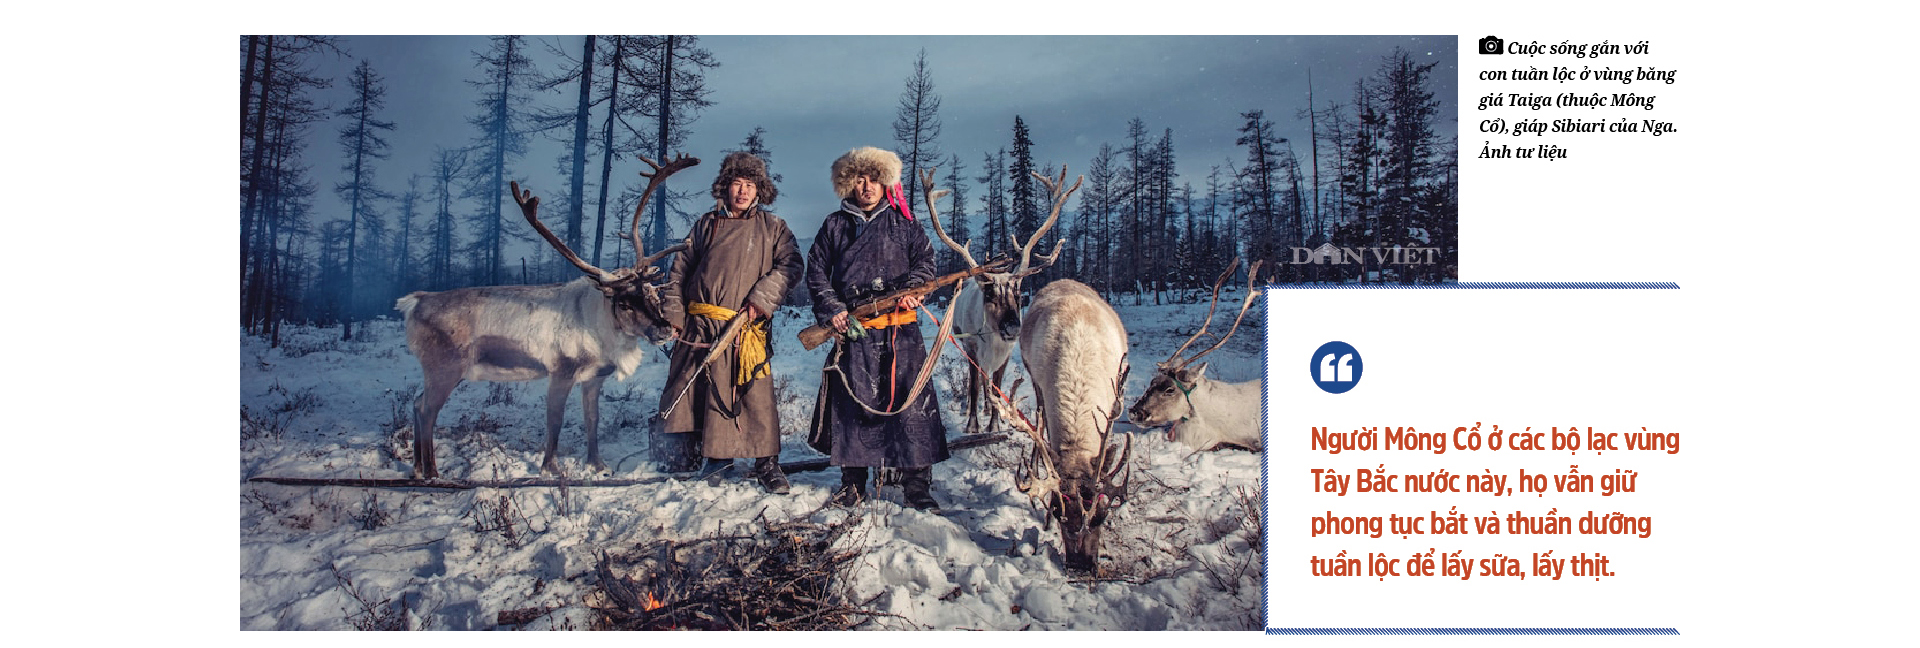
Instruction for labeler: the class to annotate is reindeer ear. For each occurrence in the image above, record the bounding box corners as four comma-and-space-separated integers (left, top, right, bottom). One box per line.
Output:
1180, 362, 1209, 383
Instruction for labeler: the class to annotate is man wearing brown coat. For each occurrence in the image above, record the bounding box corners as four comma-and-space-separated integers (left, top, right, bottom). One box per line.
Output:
653, 152, 804, 493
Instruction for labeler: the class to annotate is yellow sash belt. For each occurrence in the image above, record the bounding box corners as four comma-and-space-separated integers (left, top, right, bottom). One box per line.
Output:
858, 309, 918, 329
687, 302, 770, 385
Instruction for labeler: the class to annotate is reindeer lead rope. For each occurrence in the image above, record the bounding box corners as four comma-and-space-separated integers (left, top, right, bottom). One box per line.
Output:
820, 282, 967, 417
1171, 375, 1198, 423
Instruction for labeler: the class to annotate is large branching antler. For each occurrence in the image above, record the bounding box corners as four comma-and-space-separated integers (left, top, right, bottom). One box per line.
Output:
513, 181, 621, 284
986, 376, 1062, 507
627, 154, 701, 272
1166, 259, 1267, 371
512, 152, 697, 291
1097, 361, 1133, 507
1014, 167, 1083, 278
921, 168, 982, 270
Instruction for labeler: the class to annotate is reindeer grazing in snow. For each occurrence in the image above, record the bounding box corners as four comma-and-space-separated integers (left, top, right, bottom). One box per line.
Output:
920, 166, 1074, 435
1128, 259, 1266, 452
984, 171, 1131, 573
393, 155, 697, 480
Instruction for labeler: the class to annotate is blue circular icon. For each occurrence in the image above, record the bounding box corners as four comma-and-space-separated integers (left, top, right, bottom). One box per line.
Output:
1310, 341, 1363, 394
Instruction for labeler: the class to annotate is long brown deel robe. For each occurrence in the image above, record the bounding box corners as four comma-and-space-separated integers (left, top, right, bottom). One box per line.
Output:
656, 203, 803, 459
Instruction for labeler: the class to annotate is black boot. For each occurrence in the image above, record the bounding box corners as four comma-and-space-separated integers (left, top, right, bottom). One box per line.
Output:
902, 467, 939, 511
832, 467, 868, 506
753, 456, 790, 494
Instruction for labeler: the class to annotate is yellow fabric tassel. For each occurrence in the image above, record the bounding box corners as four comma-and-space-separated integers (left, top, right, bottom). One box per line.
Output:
687, 302, 771, 385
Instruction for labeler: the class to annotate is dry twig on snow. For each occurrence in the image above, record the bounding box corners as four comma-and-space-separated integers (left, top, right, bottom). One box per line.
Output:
590, 507, 892, 630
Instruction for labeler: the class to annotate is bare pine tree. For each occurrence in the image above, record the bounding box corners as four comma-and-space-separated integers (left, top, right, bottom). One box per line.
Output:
463, 35, 537, 285
241, 35, 335, 335
892, 48, 942, 205
638, 35, 718, 258
334, 59, 395, 340
427, 147, 467, 291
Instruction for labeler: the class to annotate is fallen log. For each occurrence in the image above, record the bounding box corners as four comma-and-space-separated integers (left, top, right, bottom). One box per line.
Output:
247, 433, 1010, 489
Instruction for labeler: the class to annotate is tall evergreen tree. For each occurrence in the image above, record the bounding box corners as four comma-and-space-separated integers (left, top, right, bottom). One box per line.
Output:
1150, 128, 1177, 299
977, 149, 1008, 259
730, 126, 781, 183
1202, 165, 1229, 274
1236, 109, 1284, 279
334, 59, 395, 340
1079, 144, 1119, 298
1008, 116, 1038, 243
893, 49, 943, 205
936, 154, 969, 274
1122, 118, 1149, 301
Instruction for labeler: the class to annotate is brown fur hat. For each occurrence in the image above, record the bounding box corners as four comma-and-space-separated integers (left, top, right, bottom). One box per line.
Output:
711, 151, 777, 206
830, 146, 902, 199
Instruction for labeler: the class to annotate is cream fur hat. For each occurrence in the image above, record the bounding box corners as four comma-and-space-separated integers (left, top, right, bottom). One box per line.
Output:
830, 146, 902, 199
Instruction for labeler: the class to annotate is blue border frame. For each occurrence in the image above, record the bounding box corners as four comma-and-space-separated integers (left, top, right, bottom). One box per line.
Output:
1261, 283, 1681, 635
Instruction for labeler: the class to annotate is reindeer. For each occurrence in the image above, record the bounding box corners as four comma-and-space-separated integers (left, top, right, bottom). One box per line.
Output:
920, 167, 1074, 435
981, 171, 1131, 573
392, 155, 697, 479
1127, 259, 1266, 452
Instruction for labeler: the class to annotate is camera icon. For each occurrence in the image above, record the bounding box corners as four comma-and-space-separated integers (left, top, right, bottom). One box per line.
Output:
1479, 35, 1504, 55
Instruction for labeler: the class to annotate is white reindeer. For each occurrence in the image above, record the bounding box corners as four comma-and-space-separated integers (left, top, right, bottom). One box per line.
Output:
986, 171, 1132, 573
920, 167, 1072, 435
1127, 259, 1266, 452
393, 155, 696, 479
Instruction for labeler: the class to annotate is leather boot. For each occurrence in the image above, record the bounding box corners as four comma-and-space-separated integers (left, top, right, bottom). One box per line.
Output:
753, 456, 790, 494
902, 467, 939, 511
832, 467, 868, 506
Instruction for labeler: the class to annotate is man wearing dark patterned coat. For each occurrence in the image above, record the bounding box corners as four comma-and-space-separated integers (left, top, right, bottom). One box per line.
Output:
654, 152, 804, 493
807, 146, 949, 510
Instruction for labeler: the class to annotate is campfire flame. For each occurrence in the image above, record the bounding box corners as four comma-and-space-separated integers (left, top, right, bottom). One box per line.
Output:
642, 592, 665, 611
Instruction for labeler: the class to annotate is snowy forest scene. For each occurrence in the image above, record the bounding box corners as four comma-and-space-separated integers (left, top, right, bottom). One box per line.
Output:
238, 35, 1458, 630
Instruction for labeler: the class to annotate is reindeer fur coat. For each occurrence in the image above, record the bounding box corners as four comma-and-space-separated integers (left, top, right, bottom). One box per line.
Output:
656, 203, 804, 460
806, 198, 950, 468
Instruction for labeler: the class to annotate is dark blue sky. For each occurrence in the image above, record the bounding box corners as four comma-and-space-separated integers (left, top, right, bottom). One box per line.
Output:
298, 35, 1456, 263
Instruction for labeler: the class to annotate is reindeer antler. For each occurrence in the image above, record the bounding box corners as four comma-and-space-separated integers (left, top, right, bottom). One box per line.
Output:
1166, 259, 1266, 371
1015, 167, 1082, 278
922, 168, 982, 270
626, 154, 701, 272
986, 376, 1063, 504
513, 181, 624, 284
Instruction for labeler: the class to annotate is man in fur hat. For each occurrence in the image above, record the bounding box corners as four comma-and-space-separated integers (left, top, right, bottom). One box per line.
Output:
653, 152, 804, 493
806, 146, 949, 510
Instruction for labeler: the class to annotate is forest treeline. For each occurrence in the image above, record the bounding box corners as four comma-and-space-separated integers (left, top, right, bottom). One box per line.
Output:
239, 36, 1455, 345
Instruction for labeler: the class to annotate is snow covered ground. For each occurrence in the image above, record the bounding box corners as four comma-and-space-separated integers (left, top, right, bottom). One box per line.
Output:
239, 288, 1266, 630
